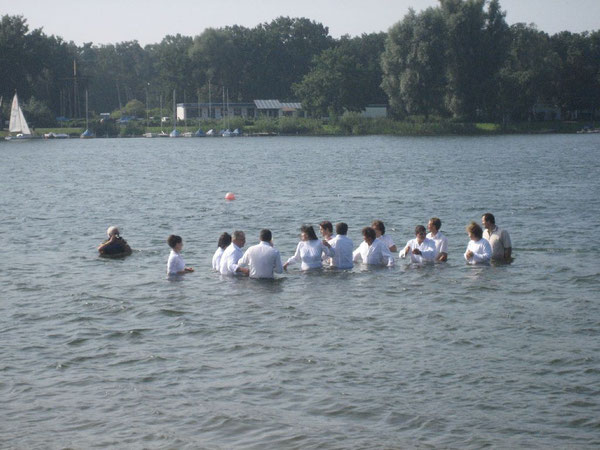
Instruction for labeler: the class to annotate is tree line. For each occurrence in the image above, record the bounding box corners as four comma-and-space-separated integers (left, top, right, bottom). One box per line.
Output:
1, 0, 599, 128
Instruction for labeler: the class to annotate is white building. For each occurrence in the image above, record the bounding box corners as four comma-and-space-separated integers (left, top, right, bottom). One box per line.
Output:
177, 100, 304, 121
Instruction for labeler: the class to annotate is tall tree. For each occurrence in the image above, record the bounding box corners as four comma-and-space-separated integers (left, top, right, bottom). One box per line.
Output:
381, 7, 447, 118
441, 0, 509, 120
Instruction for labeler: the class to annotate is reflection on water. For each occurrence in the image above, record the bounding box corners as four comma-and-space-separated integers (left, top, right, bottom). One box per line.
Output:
1, 135, 599, 448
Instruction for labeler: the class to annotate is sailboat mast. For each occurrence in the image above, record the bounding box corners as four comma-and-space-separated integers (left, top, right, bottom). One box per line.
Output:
85, 90, 89, 130
160, 94, 163, 133
173, 89, 176, 132
226, 88, 230, 129
208, 80, 212, 120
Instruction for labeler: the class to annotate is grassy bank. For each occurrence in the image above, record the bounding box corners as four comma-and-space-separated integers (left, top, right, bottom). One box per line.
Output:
1, 118, 595, 138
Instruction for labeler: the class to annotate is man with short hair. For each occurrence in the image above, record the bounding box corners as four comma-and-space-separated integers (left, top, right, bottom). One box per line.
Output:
236, 229, 283, 279
327, 222, 353, 269
371, 220, 397, 252
219, 230, 246, 275
400, 225, 437, 264
319, 221, 334, 242
353, 227, 395, 267
427, 217, 448, 262
482, 213, 512, 261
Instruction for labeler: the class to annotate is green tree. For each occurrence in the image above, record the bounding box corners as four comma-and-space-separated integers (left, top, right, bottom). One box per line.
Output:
381, 7, 447, 118
441, 0, 509, 120
497, 24, 560, 122
293, 47, 363, 117
124, 99, 145, 117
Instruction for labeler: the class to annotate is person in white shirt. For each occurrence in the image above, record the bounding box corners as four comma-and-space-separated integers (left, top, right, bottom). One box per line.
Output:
328, 222, 354, 269
211, 232, 231, 271
219, 230, 246, 276
372, 220, 397, 252
353, 227, 395, 267
284, 225, 333, 271
319, 220, 335, 265
400, 225, 437, 264
236, 229, 283, 279
427, 217, 448, 262
166, 234, 194, 276
482, 213, 512, 262
464, 222, 492, 265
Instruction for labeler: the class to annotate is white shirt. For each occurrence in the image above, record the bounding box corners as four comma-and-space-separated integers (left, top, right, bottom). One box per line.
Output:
328, 234, 354, 269
379, 234, 396, 250
219, 243, 244, 275
352, 238, 395, 267
212, 247, 225, 271
427, 230, 448, 258
286, 240, 332, 270
167, 250, 185, 275
400, 237, 437, 264
464, 238, 492, 264
238, 241, 283, 279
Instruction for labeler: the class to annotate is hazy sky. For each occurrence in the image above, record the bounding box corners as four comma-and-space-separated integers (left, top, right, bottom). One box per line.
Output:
3, 0, 599, 45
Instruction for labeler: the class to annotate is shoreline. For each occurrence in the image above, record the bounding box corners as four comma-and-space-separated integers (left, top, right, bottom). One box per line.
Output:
1, 119, 597, 139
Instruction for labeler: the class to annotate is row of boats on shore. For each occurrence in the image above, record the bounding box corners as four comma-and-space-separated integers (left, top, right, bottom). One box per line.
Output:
4, 92, 250, 140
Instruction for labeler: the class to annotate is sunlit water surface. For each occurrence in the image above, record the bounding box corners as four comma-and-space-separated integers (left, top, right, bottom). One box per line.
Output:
1, 135, 599, 448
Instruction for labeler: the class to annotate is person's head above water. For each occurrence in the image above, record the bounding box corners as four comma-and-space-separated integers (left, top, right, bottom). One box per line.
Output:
107, 226, 120, 237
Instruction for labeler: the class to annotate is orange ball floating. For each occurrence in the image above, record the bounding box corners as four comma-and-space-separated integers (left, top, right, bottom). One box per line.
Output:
225, 192, 236, 201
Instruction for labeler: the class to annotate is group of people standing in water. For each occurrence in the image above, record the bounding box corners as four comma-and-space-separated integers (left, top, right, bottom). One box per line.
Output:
97, 213, 512, 279
206, 213, 512, 279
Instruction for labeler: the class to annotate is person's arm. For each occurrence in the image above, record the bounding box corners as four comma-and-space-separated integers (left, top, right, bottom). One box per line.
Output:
237, 252, 250, 276
419, 242, 436, 261
437, 236, 448, 261
97, 235, 117, 253
464, 242, 473, 262
322, 240, 333, 257
502, 231, 512, 260
471, 241, 491, 263
274, 250, 283, 274
382, 244, 395, 267
284, 242, 302, 270
399, 241, 411, 258
352, 245, 362, 263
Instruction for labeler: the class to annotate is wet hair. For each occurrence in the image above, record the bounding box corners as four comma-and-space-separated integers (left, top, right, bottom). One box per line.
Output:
260, 229, 272, 242
218, 232, 232, 249
415, 225, 427, 235
362, 226, 376, 241
466, 222, 483, 239
232, 230, 245, 241
429, 217, 441, 231
300, 225, 318, 241
319, 221, 333, 233
336, 222, 348, 235
371, 220, 385, 235
482, 213, 495, 225
167, 234, 182, 249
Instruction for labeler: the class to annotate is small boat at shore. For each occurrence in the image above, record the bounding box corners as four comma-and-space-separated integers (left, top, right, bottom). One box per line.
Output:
44, 132, 69, 139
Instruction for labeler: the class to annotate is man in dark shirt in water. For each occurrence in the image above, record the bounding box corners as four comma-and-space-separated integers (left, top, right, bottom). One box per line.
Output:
98, 226, 132, 257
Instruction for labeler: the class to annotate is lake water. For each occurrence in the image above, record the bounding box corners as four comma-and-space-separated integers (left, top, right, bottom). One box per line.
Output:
1, 134, 599, 448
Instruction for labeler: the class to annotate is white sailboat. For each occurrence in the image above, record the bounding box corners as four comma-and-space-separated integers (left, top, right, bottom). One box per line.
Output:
5, 92, 33, 140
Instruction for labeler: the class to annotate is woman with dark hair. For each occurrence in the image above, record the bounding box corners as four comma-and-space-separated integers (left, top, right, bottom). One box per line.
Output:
212, 232, 232, 271
283, 225, 332, 271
